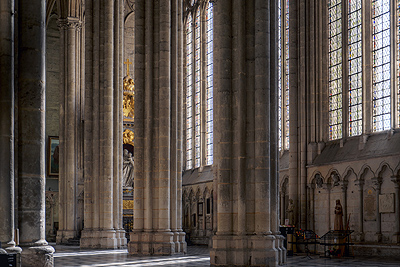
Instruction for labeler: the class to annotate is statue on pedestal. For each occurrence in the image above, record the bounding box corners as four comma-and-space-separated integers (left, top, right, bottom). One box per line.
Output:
286, 198, 294, 226
123, 149, 134, 187
334, 199, 344, 230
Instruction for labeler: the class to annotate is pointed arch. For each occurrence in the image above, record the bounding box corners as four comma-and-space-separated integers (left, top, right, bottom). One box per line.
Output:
376, 161, 394, 178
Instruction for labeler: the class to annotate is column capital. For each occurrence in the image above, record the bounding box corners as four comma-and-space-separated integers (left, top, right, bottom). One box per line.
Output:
57, 17, 82, 31
371, 177, 382, 189
355, 179, 365, 188
391, 176, 400, 186
340, 180, 349, 191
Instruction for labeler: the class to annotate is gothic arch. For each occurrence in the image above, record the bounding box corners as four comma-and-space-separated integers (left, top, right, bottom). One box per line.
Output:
309, 170, 325, 187
358, 164, 375, 180
376, 161, 394, 178
343, 166, 357, 181
327, 168, 341, 186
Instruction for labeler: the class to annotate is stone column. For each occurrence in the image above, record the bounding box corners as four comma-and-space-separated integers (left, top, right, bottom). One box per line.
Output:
56, 16, 82, 245
128, 0, 186, 255
391, 176, 400, 243
210, 0, 280, 266
341, 180, 349, 228
17, 0, 54, 265
355, 180, 364, 241
372, 177, 382, 242
0, 0, 21, 256
288, 0, 299, 229
80, 0, 126, 249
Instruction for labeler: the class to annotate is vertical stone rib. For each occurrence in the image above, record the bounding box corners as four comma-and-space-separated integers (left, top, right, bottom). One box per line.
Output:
288, 0, 299, 227
134, 0, 145, 231
158, 0, 171, 232
245, 0, 255, 234
102, 0, 114, 230
84, 0, 94, 232
170, 0, 178, 234
232, 0, 246, 234
214, 0, 233, 235
144, 0, 154, 231
254, 0, 270, 234
92, 0, 101, 230
269, 0, 279, 234
0, 0, 19, 252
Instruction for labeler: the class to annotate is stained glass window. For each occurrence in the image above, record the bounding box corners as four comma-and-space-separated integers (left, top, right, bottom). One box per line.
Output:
398, 0, 400, 127
348, 0, 362, 136
329, 0, 343, 140
185, 3, 214, 169
195, 10, 201, 168
278, 0, 282, 151
284, 0, 290, 149
186, 14, 193, 169
206, 2, 214, 165
372, 0, 391, 132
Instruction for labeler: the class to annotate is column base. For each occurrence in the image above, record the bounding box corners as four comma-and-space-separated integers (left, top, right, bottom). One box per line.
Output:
116, 229, 127, 248
210, 234, 278, 267
392, 233, 400, 244
173, 231, 187, 254
374, 233, 382, 243
80, 229, 122, 249
20, 245, 54, 267
275, 234, 286, 265
129, 231, 187, 255
56, 230, 78, 245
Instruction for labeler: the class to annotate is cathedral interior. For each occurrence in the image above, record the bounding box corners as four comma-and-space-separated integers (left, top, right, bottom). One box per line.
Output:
1, 0, 400, 266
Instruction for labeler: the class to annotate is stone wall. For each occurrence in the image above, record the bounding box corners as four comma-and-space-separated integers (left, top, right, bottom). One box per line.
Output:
45, 13, 60, 240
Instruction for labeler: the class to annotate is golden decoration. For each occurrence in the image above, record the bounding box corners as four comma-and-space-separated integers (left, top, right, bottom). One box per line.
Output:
123, 59, 135, 120
123, 129, 134, 146
123, 200, 134, 210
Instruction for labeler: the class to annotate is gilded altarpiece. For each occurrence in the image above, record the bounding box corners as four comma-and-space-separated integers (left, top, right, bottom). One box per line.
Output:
122, 59, 134, 237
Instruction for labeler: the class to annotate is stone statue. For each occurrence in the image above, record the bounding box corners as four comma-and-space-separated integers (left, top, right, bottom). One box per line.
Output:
286, 198, 294, 226
334, 199, 344, 230
123, 149, 134, 187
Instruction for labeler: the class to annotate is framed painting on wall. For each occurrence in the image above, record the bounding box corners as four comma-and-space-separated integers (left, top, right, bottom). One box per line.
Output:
48, 136, 59, 176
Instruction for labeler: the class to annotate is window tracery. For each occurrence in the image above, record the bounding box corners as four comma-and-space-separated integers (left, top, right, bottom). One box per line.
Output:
185, 0, 213, 169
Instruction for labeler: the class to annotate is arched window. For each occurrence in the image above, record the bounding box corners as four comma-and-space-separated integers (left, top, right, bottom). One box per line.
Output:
278, 0, 290, 151
326, 0, 400, 141
185, 0, 214, 170
372, 0, 391, 132
348, 0, 362, 136
328, 0, 343, 140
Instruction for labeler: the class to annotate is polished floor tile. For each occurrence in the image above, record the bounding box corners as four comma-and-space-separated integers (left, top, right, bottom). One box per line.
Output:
54, 244, 400, 267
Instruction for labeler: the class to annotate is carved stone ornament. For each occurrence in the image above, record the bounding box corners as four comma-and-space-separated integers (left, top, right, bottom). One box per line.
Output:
123, 129, 134, 146
123, 59, 135, 120
315, 173, 323, 188
57, 17, 82, 30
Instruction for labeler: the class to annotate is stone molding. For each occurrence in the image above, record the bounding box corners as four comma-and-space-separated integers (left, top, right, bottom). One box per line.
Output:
57, 17, 82, 31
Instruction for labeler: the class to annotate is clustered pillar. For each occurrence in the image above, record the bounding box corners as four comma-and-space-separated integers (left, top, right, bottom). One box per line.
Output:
80, 0, 126, 249
210, 1, 283, 266
128, 0, 186, 255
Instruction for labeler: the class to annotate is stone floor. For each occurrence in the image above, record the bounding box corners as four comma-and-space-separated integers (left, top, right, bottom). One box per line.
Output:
53, 244, 400, 266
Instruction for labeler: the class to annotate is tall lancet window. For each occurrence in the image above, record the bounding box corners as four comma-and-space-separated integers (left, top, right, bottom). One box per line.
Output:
186, 14, 194, 169
185, 1, 214, 170
206, 2, 214, 165
278, 0, 289, 151
348, 0, 362, 136
278, 0, 282, 151
195, 9, 201, 168
284, 0, 290, 149
397, 0, 400, 127
372, 0, 391, 132
328, 0, 343, 140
